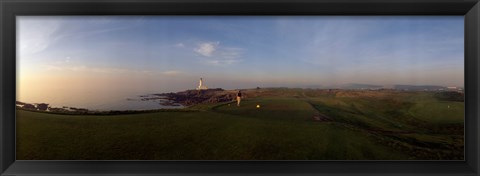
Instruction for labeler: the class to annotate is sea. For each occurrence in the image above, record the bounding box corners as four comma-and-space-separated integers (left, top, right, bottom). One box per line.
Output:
89, 94, 183, 111
17, 93, 183, 111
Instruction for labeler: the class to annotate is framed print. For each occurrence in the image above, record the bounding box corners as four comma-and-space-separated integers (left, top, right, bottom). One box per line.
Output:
1, 0, 479, 175
15, 15, 465, 161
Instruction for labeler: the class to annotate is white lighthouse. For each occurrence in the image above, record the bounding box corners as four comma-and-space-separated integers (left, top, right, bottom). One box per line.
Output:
196, 78, 208, 90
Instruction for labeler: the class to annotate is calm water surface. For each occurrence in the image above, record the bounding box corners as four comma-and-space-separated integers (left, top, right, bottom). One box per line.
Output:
17, 91, 183, 111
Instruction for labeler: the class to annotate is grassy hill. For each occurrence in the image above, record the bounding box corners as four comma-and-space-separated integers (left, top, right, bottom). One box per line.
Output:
16, 88, 464, 160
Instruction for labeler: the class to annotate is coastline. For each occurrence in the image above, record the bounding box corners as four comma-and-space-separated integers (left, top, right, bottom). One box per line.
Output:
15, 88, 237, 115
16, 88, 463, 115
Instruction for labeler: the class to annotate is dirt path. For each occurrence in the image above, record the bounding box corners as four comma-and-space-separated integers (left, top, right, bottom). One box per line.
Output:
312, 113, 333, 122
304, 101, 334, 122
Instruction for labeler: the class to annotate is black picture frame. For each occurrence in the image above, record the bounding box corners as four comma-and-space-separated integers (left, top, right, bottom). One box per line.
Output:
1, 0, 479, 175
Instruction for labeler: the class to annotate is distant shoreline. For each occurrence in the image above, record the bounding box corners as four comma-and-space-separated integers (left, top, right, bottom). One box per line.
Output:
16, 87, 464, 116
15, 104, 198, 116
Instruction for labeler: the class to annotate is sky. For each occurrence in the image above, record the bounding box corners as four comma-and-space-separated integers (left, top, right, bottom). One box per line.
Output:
17, 16, 464, 106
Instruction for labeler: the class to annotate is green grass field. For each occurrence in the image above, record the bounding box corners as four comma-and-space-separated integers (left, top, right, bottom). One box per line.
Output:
16, 89, 464, 160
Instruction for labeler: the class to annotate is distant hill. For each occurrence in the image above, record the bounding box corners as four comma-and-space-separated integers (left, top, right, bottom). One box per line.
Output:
338, 83, 384, 90
393, 85, 446, 91
268, 84, 450, 91
304, 85, 324, 89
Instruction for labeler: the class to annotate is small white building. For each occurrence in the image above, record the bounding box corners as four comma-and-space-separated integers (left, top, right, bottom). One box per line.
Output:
196, 78, 208, 90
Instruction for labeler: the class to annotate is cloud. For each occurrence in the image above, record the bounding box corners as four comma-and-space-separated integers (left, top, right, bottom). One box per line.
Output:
175, 43, 185, 48
194, 42, 219, 57
18, 16, 143, 57
218, 47, 243, 59
161, 70, 182, 76
43, 62, 184, 77
206, 47, 244, 66
46, 65, 127, 73
193, 41, 244, 66
18, 17, 61, 55
69, 25, 136, 39
206, 59, 240, 66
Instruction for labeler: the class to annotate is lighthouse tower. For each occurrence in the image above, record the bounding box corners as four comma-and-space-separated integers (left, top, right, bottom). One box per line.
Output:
196, 78, 208, 90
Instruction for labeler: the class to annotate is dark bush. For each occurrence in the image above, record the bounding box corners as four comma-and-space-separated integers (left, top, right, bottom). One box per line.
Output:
434, 91, 464, 102
37, 103, 49, 111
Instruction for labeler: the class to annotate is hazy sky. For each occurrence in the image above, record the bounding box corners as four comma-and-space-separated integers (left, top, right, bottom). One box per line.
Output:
17, 16, 464, 105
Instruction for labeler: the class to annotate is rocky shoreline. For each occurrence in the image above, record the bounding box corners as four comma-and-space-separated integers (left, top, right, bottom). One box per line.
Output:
16, 101, 97, 114
155, 88, 237, 106
16, 101, 197, 115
